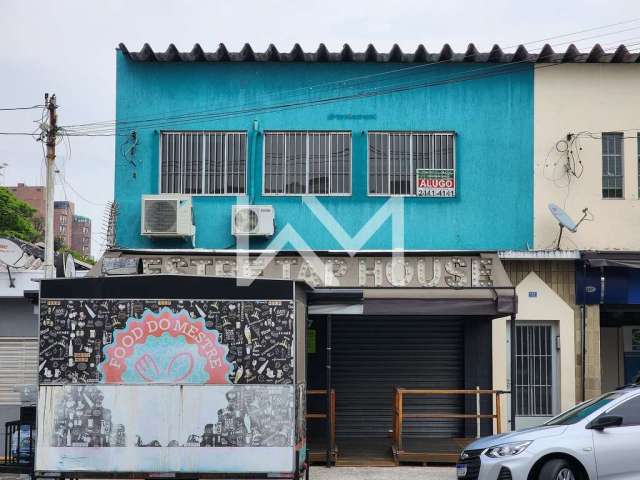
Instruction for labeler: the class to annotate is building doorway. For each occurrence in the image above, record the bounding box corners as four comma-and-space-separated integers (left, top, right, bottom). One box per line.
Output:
506, 322, 559, 429
306, 314, 493, 465
601, 307, 640, 391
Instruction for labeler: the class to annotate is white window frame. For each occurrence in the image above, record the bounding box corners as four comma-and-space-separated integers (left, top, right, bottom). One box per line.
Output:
367, 131, 456, 197
158, 131, 248, 196
262, 131, 352, 196
601, 131, 624, 200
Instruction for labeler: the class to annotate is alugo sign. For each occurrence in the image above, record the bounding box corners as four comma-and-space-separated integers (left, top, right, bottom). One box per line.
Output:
416, 168, 456, 197
104, 254, 502, 288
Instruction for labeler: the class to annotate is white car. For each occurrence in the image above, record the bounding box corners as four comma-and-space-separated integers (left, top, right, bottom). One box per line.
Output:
457, 385, 640, 480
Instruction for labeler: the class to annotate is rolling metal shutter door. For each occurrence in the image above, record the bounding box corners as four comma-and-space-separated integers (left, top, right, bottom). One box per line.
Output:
332, 316, 464, 438
0, 338, 38, 405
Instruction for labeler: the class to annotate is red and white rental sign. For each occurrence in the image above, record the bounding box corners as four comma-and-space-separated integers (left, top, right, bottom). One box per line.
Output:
416, 168, 456, 197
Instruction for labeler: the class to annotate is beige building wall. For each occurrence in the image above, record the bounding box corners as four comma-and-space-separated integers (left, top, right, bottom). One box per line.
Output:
503, 260, 583, 398
496, 261, 578, 430
534, 64, 640, 251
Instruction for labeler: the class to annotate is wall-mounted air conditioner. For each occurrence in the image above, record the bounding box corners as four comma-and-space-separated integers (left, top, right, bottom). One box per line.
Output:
141, 194, 195, 238
231, 205, 275, 237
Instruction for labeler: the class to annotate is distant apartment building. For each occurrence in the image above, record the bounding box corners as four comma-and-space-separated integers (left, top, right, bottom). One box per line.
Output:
53, 201, 74, 248
53, 201, 92, 256
7, 183, 46, 229
71, 215, 91, 256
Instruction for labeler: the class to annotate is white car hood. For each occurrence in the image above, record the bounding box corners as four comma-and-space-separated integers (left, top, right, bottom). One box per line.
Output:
463, 425, 568, 451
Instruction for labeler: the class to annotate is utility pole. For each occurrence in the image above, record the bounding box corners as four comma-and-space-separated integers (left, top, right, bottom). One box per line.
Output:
44, 93, 57, 279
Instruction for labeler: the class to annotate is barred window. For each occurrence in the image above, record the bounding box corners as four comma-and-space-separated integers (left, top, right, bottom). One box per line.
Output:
602, 132, 623, 199
368, 132, 455, 196
160, 132, 246, 195
263, 131, 351, 195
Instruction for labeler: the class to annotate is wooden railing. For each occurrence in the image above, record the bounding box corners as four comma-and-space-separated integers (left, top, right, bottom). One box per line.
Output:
306, 389, 337, 464
392, 388, 505, 453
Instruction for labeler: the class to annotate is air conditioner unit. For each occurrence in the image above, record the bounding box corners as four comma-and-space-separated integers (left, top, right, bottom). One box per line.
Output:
141, 194, 195, 238
232, 205, 275, 237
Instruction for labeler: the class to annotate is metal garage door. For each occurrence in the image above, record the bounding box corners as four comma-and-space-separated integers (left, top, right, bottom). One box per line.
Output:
0, 338, 38, 405
332, 316, 464, 438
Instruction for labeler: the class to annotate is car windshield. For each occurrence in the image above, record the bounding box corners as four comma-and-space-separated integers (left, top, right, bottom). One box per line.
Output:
545, 392, 625, 426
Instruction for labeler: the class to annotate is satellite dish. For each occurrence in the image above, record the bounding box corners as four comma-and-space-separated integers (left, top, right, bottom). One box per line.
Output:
549, 203, 578, 233
548, 203, 591, 249
64, 253, 76, 278
0, 238, 27, 268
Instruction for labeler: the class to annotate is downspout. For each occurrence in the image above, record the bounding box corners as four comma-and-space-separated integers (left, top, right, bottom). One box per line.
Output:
510, 313, 517, 431
250, 119, 260, 205
325, 314, 333, 468
581, 259, 587, 402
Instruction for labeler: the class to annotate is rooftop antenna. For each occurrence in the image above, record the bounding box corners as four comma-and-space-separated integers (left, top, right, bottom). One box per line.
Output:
548, 203, 591, 250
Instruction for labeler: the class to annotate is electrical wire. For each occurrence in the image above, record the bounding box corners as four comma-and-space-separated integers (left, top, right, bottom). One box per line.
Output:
0, 105, 45, 111
60, 20, 640, 134
64, 62, 557, 136
56, 173, 108, 207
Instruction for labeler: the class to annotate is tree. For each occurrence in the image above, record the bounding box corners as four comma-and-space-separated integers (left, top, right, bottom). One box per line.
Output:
0, 187, 40, 242
58, 245, 95, 265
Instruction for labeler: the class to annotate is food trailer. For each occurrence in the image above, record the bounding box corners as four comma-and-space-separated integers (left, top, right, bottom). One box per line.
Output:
35, 274, 308, 478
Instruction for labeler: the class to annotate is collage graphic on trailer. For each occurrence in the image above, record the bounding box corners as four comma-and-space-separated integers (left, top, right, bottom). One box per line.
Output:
39, 299, 294, 385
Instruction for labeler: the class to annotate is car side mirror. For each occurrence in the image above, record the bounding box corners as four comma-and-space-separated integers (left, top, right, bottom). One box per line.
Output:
587, 415, 623, 430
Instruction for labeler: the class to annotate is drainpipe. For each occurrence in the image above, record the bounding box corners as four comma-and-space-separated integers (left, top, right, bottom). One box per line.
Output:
510, 313, 517, 431
250, 120, 260, 205
581, 260, 587, 402
325, 314, 332, 468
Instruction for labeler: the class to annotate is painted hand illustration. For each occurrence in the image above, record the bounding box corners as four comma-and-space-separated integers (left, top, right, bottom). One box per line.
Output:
134, 352, 194, 383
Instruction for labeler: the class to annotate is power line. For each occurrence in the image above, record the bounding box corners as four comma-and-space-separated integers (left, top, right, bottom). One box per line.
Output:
0, 132, 39, 135
63, 62, 557, 135
0, 105, 45, 111
61, 19, 640, 133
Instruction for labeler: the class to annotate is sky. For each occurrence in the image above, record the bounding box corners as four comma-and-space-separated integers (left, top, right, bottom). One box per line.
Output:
0, 0, 638, 257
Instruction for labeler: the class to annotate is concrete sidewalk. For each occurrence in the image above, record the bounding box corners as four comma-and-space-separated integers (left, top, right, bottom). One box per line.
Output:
310, 466, 456, 480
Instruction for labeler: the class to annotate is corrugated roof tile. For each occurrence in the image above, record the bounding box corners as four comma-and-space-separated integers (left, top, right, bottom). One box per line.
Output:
117, 43, 640, 64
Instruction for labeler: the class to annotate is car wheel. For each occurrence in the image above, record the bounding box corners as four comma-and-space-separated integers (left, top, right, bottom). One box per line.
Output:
538, 459, 580, 480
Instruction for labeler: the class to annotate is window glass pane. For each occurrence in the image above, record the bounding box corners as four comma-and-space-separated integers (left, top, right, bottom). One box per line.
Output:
161, 131, 245, 195
368, 133, 389, 194
330, 133, 350, 194
546, 392, 623, 426
602, 132, 623, 199
369, 132, 454, 196
226, 133, 246, 194
308, 133, 329, 194
265, 131, 351, 195
285, 132, 306, 194
205, 133, 225, 194
264, 133, 284, 194
609, 396, 640, 426
389, 134, 411, 195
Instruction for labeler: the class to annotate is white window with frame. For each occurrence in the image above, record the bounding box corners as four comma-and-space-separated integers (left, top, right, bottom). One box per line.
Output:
368, 131, 455, 196
159, 131, 247, 195
602, 132, 624, 199
263, 131, 351, 195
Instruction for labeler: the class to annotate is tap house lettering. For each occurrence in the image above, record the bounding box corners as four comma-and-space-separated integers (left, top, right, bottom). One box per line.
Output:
136, 255, 496, 288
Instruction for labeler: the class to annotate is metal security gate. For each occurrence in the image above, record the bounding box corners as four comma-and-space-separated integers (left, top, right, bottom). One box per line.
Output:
507, 323, 558, 429
516, 325, 554, 416
0, 338, 38, 406
331, 316, 464, 439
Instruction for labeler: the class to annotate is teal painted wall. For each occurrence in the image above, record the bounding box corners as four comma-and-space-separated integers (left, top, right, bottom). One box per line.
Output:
115, 52, 533, 251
